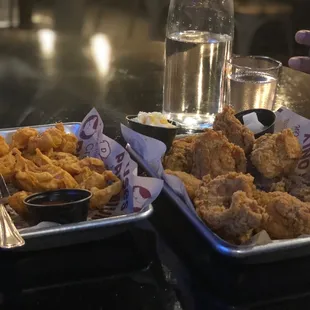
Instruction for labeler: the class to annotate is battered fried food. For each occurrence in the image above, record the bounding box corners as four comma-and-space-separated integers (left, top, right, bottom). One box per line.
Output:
28, 148, 106, 179
74, 167, 93, 184
79, 170, 112, 190
0, 151, 16, 181
165, 169, 202, 200
251, 129, 302, 179
213, 106, 255, 154
195, 172, 256, 207
55, 123, 78, 154
13, 148, 79, 192
255, 191, 310, 239
89, 173, 122, 209
46, 151, 81, 175
0, 136, 9, 157
27, 123, 78, 154
78, 157, 105, 174
8, 191, 31, 219
24, 148, 54, 167
11, 127, 38, 150
0, 122, 123, 226
163, 137, 195, 173
270, 175, 310, 203
191, 130, 247, 179
194, 173, 264, 243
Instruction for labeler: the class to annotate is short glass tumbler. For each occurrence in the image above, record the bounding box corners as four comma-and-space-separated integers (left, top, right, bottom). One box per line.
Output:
226, 55, 282, 112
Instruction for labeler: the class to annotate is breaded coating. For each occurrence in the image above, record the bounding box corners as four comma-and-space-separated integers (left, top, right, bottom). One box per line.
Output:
0, 151, 16, 181
0, 136, 10, 157
11, 127, 38, 150
8, 191, 31, 219
255, 191, 310, 239
191, 129, 247, 179
213, 106, 255, 154
163, 137, 195, 173
251, 129, 302, 179
165, 169, 202, 200
194, 173, 263, 243
89, 173, 122, 209
13, 148, 79, 192
78, 157, 105, 174
27, 123, 78, 154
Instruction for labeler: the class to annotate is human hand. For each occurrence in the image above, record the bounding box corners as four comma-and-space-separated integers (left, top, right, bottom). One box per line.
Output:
288, 30, 310, 74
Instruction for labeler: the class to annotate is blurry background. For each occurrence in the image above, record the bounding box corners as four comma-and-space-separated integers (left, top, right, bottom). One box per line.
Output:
0, 0, 308, 129
6, 0, 310, 64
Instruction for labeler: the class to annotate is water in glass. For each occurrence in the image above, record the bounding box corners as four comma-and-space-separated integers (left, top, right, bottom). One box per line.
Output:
163, 0, 234, 130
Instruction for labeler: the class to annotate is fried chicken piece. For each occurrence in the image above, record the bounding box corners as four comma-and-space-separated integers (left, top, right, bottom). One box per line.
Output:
163, 137, 195, 173
213, 106, 255, 154
251, 129, 302, 179
11, 127, 38, 150
165, 169, 202, 200
27, 123, 78, 154
8, 191, 31, 219
195, 172, 256, 207
270, 179, 287, 192
191, 130, 246, 179
0, 136, 9, 157
194, 173, 263, 243
200, 191, 263, 244
291, 186, 310, 202
0, 151, 16, 181
13, 149, 78, 192
270, 175, 310, 203
255, 191, 310, 239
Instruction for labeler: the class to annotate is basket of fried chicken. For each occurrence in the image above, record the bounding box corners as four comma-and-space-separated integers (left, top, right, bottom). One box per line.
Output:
123, 106, 310, 245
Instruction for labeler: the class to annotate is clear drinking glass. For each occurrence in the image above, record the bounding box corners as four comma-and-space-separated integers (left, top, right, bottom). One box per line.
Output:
163, 0, 234, 130
226, 55, 282, 112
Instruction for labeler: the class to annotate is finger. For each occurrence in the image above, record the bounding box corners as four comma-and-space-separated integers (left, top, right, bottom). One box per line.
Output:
288, 57, 310, 74
295, 30, 310, 46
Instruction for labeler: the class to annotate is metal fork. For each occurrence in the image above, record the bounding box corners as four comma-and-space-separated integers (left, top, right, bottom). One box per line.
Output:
0, 175, 25, 249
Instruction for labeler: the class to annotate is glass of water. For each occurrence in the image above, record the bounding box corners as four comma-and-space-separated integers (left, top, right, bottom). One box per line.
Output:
226, 55, 282, 112
163, 0, 234, 130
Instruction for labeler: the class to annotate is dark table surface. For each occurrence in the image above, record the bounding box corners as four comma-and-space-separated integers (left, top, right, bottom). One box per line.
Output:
0, 30, 309, 133
1, 28, 310, 310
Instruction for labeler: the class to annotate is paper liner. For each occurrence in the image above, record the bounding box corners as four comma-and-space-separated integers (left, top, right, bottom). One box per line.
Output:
76, 108, 163, 217
8, 109, 164, 231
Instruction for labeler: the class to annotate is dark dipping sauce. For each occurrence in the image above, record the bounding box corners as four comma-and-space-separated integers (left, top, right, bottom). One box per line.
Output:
39, 200, 76, 206
24, 189, 92, 225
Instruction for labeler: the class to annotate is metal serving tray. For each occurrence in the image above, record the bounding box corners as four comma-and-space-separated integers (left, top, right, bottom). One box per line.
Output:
0, 123, 153, 252
126, 144, 310, 264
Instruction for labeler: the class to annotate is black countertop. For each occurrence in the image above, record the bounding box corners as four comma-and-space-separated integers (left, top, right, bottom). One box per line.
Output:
1, 7, 310, 308
0, 30, 309, 136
